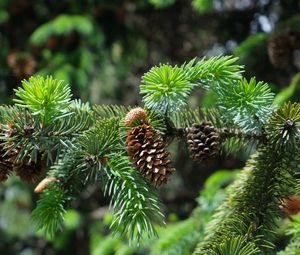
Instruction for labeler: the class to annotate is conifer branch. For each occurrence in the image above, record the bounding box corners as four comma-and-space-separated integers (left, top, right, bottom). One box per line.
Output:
140, 56, 243, 114
93, 105, 132, 119
106, 156, 165, 242
150, 218, 201, 255
211, 235, 261, 255
194, 145, 299, 254
37, 117, 165, 242
277, 239, 300, 255
277, 215, 300, 255
265, 102, 300, 151
171, 126, 264, 140
14, 76, 72, 125
31, 184, 67, 237
217, 78, 275, 132
181, 55, 243, 88
1, 56, 299, 249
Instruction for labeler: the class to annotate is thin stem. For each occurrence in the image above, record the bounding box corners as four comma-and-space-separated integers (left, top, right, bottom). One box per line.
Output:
218, 128, 265, 141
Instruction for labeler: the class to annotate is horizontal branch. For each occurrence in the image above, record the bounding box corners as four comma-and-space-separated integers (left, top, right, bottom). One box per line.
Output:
219, 128, 264, 141
168, 126, 264, 141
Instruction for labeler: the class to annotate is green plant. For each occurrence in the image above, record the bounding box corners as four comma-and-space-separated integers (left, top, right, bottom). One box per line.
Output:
1, 55, 300, 254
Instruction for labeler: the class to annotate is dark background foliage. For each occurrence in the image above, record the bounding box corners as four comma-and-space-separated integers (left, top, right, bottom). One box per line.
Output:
0, 0, 300, 254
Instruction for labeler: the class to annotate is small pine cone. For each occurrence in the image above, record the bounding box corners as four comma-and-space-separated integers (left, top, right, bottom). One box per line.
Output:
7, 51, 37, 80
187, 122, 220, 162
0, 148, 18, 182
124, 107, 147, 126
15, 156, 44, 183
126, 124, 175, 187
0, 160, 11, 182
267, 30, 300, 70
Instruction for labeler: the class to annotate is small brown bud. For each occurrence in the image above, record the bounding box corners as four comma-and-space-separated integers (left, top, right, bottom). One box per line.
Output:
124, 108, 147, 126
34, 177, 58, 193
281, 196, 300, 219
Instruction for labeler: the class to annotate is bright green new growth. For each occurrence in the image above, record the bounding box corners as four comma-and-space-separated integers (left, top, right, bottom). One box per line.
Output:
140, 56, 273, 132
141, 56, 243, 114
141, 64, 192, 113
14, 76, 71, 125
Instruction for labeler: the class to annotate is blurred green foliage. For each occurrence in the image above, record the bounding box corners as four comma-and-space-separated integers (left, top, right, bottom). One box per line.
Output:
1, 0, 300, 254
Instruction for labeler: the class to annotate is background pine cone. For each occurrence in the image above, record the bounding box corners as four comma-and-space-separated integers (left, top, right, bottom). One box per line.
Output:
7, 51, 37, 80
15, 156, 44, 183
267, 29, 300, 71
0, 148, 18, 182
187, 122, 220, 162
126, 124, 175, 187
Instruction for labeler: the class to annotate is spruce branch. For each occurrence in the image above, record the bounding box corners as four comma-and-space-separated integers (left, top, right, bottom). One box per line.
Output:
140, 56, 243, 114
14, 76, 72, 125
48, 117, 121, 187
93, 105, 131, 120
106, 156, 165, 242
44, 117, 165, 242
211, 235, 261, 255
0, 106, 41, 162
47, 155, 83, 195
218, 128, 264, 141
0, 101, 93, 165
277, 215, 300, 255
140, 64, 193, 113
150, 218, 201, 255
265, 102, 300, 151
171, 107, 226, 133
44, 99, 93, 139
277, 239, 300, 255
194, 144, 299, 254
5, 55, 300, 250
218, 78, 274, 132
78, 117, 121, 157
31, 184, 67, 237
181, 55, 243, 88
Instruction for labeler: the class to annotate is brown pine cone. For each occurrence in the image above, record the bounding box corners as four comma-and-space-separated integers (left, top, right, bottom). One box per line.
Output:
126, 124, 175, 187
15, 156, 44, 183
187, 122, 220, 162
268, 29, 300, 70
0, 148, 18, 182
7, 51, 37, 80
